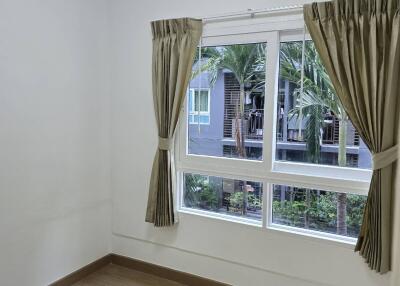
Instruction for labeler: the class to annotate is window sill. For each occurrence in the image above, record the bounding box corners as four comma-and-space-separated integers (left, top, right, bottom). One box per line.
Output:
268, 224, 357, 246
179, 207, 262, 228
178, 208, 357, 249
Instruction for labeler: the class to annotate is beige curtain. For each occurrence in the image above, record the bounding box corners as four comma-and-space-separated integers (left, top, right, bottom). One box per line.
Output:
145, 18, 202, 227
392, 138, 400, 284
304, 0, 400, 273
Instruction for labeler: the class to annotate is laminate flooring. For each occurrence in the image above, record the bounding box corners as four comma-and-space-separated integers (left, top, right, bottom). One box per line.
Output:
73, 264, 186, 286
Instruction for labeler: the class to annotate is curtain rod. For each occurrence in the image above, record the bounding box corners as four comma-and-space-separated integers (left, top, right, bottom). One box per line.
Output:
201, 5, 303, 23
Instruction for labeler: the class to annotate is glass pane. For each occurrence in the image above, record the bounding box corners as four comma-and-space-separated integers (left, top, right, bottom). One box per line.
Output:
199, 91, 208, 112
183, 173, 263, 221
275, 41, 372, 169
199, 115, 209, 124
194, 92, 199, 112
188, 90, 194, 112
272, 184, 367, 238
188, 43, 266, 160
190, 115, 210, 125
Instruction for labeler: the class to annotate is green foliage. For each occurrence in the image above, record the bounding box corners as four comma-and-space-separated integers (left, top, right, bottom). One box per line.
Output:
280, 41, 347, 163
272, 188, 366, 237
308, 192, 337, 230
184, 174, 263, 218
192, 44, 266, 156
346, 194, 367, 236
184, 174, 204, 208
272, 200, 307, 227
194, 44, 265, 86
229, 192, 262, 214
304, 105, 324, 163
198, 184, 219, 210
279, 41, 354, 235
184, 174, 218, 211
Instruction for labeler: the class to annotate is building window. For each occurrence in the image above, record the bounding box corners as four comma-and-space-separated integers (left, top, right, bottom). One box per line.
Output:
177, 10, 372, 244
188, 88, 210, 125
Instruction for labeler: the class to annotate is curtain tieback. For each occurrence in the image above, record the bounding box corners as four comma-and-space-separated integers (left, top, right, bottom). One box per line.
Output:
372, 145, 398, 170
158, 137, 172, 151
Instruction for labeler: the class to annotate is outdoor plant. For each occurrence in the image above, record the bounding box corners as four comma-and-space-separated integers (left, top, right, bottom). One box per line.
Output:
194, 44, 266, 215
194, 45, 266, 158
279, 41, 350, 235
273, 200, 307, 228
273, 187, 366, 237
184, 174, 219, 211
229, 192, 261, 215
198, 183, 219, 211
184, 174, 205, 208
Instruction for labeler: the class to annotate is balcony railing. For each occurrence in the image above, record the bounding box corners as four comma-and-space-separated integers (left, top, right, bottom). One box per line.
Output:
276, 114, 360, 146
229, 109, 264, 141
223, 110, 360, 148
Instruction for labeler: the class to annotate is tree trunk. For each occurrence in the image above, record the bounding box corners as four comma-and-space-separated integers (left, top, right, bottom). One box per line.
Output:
280, 187, 286, 208
238, 83, 247, 215
238, 84, 247, 158
337, 119, 347, 236
305, 189, 311, 229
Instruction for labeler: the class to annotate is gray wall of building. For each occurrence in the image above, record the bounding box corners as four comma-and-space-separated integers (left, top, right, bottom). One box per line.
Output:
188, 70, 225, 157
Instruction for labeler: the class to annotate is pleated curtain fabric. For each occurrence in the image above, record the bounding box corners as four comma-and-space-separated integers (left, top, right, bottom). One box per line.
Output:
145, 18, 202, 227
304, 0, 400, 273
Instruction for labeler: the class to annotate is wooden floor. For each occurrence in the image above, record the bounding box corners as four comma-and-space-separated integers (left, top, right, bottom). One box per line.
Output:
73, 264, 186, 286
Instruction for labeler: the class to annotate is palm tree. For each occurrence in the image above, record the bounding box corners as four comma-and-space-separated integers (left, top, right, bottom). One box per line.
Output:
280, 41, 348, 235
193, 44, 266, 214
195, 45, 265, 155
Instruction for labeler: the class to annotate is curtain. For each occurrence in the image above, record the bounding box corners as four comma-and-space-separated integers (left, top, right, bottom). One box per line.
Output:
145, 18, 202, 227
304, 0, 400, 273
392, 147, 400, 284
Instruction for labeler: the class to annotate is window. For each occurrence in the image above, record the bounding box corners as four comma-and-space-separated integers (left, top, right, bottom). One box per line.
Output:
187, 43, 266, 160
177, 9, 371, 244
188, 88, 210, 125
183, 173, 263, 223
272, 185, 366, 238
276, 41, 372, 169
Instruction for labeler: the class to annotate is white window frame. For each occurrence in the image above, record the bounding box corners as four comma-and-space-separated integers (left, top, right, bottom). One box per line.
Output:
188, 88, 211, 125
175, 8, 372, 245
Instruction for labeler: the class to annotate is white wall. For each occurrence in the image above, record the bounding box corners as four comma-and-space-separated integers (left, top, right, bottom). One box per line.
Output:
0, 1, 111, 285
109, 1, 390, 286
0, 1, 394, 285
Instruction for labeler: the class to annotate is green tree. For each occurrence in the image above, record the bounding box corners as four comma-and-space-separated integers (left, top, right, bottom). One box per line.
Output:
280, 41, 349, 235
194, 44, 266, 157
229, 192, 261, 215
184, 174, 205, 208
194, 44, 265, 214
184, 174, 218, 211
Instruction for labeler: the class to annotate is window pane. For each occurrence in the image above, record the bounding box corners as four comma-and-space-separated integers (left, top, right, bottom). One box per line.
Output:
199, 91, 208, 112
272, 184, 367, 238
194, 92, 199, 112
188, 43, 266, 160
188, 90, 194, 112
199, 115, 209, 124
183, 173, 263, 221
191, 115, 210, 124
276, 41, 372, 169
